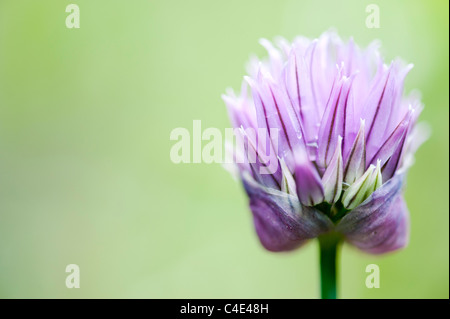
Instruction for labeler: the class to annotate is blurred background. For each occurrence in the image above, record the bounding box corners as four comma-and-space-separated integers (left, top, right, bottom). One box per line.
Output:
0, 0, 448, 298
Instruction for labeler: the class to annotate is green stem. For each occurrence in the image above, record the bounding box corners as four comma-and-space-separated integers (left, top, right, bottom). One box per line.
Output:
318, 233, 341, 299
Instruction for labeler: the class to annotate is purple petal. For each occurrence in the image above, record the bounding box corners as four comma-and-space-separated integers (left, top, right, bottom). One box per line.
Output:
336, 173, 409, 254
385, 63, 414, 135
259, 38, 284, 78
247, 73, 302, 163
364, 63, 396, 156
368, 109, 412, 167
309, 35, 340, 117
381, 130, 407, 181
240, 127, 282, 189
294, 148, 325, 206
222, 82, 257, 130
364, 62, 413, 160
342, 84, 358, 160
284, 49, 318, 145
344, 119, 366, 184
243, 174, 333, 252
401, 122, 430, 171
317, 74, 352, 169
321, 136, 343, 204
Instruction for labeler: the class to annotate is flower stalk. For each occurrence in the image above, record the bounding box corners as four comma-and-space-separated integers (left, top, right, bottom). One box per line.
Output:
318, 233, 342, 299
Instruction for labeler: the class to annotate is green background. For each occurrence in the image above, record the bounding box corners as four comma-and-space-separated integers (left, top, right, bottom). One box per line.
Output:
0, 0, 448, 298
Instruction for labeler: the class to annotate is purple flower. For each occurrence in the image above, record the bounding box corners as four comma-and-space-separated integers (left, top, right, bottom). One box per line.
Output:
222, 31, 427, 254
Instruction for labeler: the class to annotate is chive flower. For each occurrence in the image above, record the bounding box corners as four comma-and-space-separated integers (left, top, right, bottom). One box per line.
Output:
222, 31, 427, 298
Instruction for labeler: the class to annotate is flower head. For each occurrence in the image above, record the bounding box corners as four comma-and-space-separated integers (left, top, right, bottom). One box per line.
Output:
222, 31, 427, 254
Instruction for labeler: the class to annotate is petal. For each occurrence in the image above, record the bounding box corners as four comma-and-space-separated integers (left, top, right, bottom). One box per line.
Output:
243, 173, 333, 252
400, 121, 431, 171
259, 38, 284, 78
222, 82, 257, 130
383, 101, 426, 179
274, 36, 293, 58
309, 34, 340, 117
368, 109, 413, 167
294, 147, 325, 206
284, 50, 318, 145
344, 119, 366, 184
246, 73, 302, 163
385, 63, 414, 135
240, 127, 281, 189
336, 173, 409, 254
364, 62, 414, 161
317, 74, 352, 169
321, 136, 343, 204
279, 157, 296, 195
364, 63, 397, 155
381, 130, 407, 181
342, 161, 382, 210
223, 132, 251, 178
